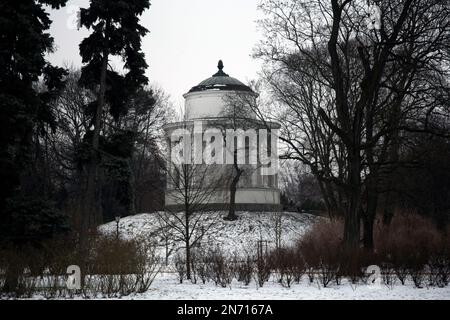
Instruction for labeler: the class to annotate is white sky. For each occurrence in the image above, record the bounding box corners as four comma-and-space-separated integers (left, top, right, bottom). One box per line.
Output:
47, 0, 263, 109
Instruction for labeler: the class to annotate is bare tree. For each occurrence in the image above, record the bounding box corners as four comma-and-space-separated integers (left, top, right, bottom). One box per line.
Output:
161, 122, 227, 279
260, 59, 347, 218
221, 91, 259, 220
48, 67, 95, 230
221, 87, 280, 220
125, 86, 175, 213
255, 0, 450, 249
45, 66, 174, 231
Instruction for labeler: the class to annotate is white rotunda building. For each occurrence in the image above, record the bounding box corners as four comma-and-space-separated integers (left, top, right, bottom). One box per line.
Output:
164, 61, 281, 212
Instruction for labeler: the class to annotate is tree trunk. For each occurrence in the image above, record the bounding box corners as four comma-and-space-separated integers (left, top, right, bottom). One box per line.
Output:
185, 209, 191, 280
362, 198, 376, 251
344, 150, 361, 249
81, 51, 108, 233
363, 174, 379, 250
225, 152, 242, 221
382, 196, 394, 226
185, 242, 191, 280
184, 167, 191, 280
78, 51, 108, 288
362, 214, 374, 251
226, 175, 239, 220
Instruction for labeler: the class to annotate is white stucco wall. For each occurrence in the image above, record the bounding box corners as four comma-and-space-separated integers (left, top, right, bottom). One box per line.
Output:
184, 90, 257, 120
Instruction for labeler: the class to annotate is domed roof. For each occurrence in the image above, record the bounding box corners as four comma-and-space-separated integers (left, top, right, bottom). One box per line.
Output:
188, 60, 253, 93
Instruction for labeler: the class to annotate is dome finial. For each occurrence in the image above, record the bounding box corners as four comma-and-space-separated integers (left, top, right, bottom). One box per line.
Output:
213, 59, 228, 77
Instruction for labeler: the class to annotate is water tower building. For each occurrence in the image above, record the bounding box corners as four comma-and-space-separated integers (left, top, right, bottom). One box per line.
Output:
164, 61, 281, 211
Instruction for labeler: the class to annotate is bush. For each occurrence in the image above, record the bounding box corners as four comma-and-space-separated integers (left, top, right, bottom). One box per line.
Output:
207, 247, 233, 288
0, 248, 38, 298
292, 248, 306, 284
298, 219, 343, 287
189, 246, 211, 284
269, 247, 304, 287
254, 249, 271, 288
286, 213, 450, 288
375, 213, 444, 288
0, 233, 160, 298
134, 238, 160, 293
174, 253, 186, 284
235, 254, 253, 286
428, 226, 450, 287
428, 252, 450, 287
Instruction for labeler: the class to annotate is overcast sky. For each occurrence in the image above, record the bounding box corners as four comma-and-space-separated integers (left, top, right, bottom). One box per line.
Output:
47, 0, 263, 108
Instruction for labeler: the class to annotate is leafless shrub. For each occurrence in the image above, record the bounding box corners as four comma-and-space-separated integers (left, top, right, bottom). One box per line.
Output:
207, 247, 233, 288
380, 262, 397, 288
41, 238, 77, 298
196, 261, 209, 285
190, 247, 210, 285
305, 265, 315, 283
174, 253, 186, 284
395, 266, 409, 285
134, 238, 160, 293
297, 239, 318, 283
375, 213, 444, 288
292, 254, 306, 284
254, 250, 271, 288
428, 254, 450, 287
235, 255, 253, 286
189, 249, 198, 284
16, 273, 38, 298
1, 247, 47, 298
281, 214, 450, 289
271, 212, 283, 250
318, 257, 340, 287
90, 235, 156, 297
427, 228, 450, 287
298, 219, 343, 287
1, 232, 160, 298
270, 247, 302, 288
410, 267, 426, 288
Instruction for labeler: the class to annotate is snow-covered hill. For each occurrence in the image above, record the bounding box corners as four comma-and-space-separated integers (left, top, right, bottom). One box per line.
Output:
99, 211, 319, 258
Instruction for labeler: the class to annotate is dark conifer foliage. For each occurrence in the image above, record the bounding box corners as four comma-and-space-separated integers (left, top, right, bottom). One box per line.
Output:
0, 0, 69, 245
77, 0, 151, 229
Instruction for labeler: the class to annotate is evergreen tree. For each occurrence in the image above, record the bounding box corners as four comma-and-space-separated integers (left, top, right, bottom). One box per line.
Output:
78, 0, 150, 231
0, 0, 68, 246
0, 0, 68, 292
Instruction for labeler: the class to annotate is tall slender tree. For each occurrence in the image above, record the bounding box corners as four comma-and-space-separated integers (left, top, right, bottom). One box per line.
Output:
78, 0, 150, 234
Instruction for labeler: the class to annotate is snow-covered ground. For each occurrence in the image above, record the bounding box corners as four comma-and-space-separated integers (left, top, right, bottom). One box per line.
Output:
129, 273, 450, 300
94, 212, 450, 300
99, 211, 319, 258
